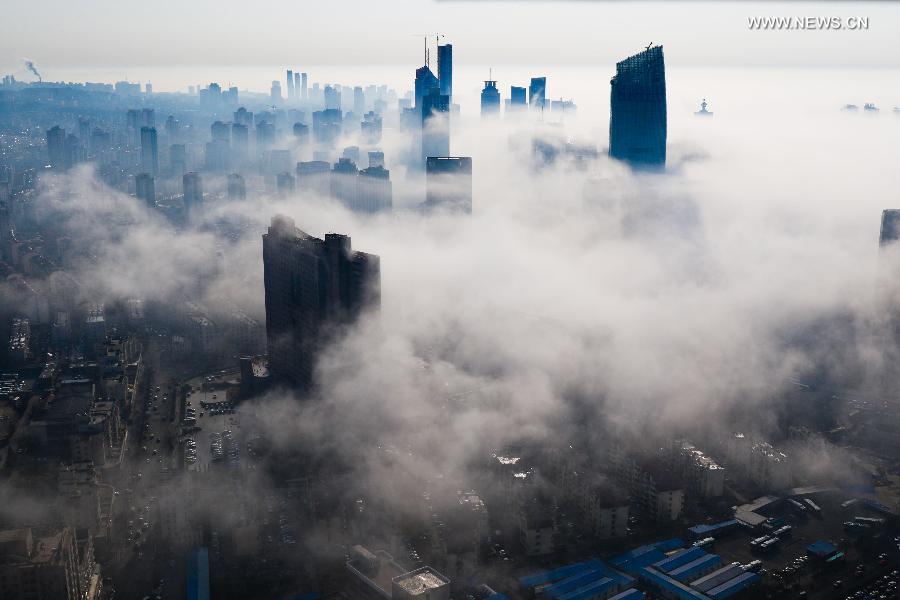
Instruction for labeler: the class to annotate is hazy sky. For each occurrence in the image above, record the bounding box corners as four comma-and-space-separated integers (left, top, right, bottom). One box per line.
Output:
3, 0, 900, 75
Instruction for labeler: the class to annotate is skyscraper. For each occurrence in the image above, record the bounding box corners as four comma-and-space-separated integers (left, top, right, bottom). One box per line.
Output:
508, 86, 527, 112
301, 72, 308, 100
353, 86, 365, 116
46, 126, 67, 170
529, 77, 547, 110
880, 209, 900, 247
183, 172, 203, 208
609, 45, 667, 169
425, 156, 473, 214
276, 172, 296, 195
270, 81, 282, 105
170, 144, 186, 175
414, 65, 440, 111
227, 173, 246, 200
481, 79, 500, 116
421, 88, 450, 165
262, 215, 380, 390
140, 126, 159, 176
438, 43, 453, 103
357, 166, 393, 213
286, 69, 295, 100
135, 173, 155, 205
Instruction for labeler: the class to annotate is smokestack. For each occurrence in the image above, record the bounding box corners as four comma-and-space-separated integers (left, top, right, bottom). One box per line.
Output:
24, 60, 41, 82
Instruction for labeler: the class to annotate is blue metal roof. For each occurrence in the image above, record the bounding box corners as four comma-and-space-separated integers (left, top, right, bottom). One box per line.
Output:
688, 520, 738, 537
708, 572, 760, 599
638, 567, 709, 600
806, 540, 837, 557
519, 561, 597, 589
545, 568, 610, 599
186, 548, 210, 600
610, 539, 684, 567
654, 547, 707, 573
668, 554, 721, 582
556, 577, 616, 600
608, 590, 644, 600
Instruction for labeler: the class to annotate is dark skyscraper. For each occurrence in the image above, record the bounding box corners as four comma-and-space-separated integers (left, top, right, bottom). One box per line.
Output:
481, 79, 500, 116
140, 126, 159, 176
414, 65, 440, 111
135, 172, 155, 205
183, 172, 203, 208
609, 45, 667, 169
425, 156, 473, 214
46, 126, 67, 170
438, 43, 453, 102
286, 69, 295, 99
227, 173, 246, 200
529, 77, 547, 110
509, 86, 527, 110
421, 88, 450, 165
880, 209, 900, 247
262, 215, 380, 390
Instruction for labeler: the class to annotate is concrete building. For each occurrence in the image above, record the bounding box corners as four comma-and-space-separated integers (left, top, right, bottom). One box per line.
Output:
262, 215, 380, 390
425, 157, 472, 214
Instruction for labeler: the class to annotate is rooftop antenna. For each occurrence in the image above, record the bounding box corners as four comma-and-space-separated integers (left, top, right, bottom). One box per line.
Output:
646, 42, 653, 51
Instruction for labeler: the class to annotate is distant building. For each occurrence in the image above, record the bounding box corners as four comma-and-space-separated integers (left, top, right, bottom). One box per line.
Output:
140, 127, 158, 175
529, 77, 547, 110
262, 215, 380, 390
357, 166, 393, 213
368, 150, 385, 169
425, 157, 472, 214
609, 45, 667, 168
135, 173, 155, 205
880, 209, 900, 246
183, 172, 203, 209
276, 172, 295, 195
296, 160, 331, 196
312, 109, 342, 145
286, 69, 295, 99
227, 173, 246, 200
421, 88, 451, 165
510, 86, 526, 107
46, 126, 68, 170
438, 43, 453, 103
362, 111, 383, 145
270, 80, 282, 105
480, 80, 500, 117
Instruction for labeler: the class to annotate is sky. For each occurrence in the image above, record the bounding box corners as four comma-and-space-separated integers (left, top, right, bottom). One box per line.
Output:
3, 0, 900, 78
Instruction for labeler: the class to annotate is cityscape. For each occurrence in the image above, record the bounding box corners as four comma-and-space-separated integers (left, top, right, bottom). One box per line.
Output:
2, 2, 900, 600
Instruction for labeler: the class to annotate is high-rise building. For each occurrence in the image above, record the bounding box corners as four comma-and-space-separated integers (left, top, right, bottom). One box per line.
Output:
231, 123, 249, 163
296, 161, 331, 196
425, 156, 473, 214
481, 79, 500, 116
415, 65, 440, 110
46, 126, 67, 170
609, 45, 667, 168
510, 86, 527, 107
256, 122, 276, 148
165, 115, 179, 138
353, 86, 365, 116
362, 111, 383, 145
880, 209, 900, 247
324, 85, 341, 111
141, 108, 155, 128
331, 157, 359, 207
301, 72, 308, 100
227, 173, 246, 200
276, 172, 296, 195
421, 88, 451, 165
140, 126, 159, 176
183, 172, 203, 208
438, 43, 453, 102
270, 81, 282, 105
170, 144, 186, 175
312, 109, 342, 145
357, 166, 393, 213
135, 173, 155, 205
262, 215, 380, 389
368, 150, 385, 169
286, 69, 295, 99
529, 77, 547, 110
